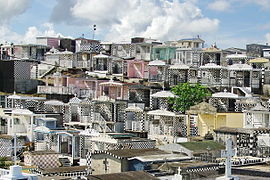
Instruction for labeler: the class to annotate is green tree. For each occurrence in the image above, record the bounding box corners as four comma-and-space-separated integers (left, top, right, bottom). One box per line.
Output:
169, 82, 211, 113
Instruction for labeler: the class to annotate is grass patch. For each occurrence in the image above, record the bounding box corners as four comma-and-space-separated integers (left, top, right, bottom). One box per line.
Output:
179, 140, 225, 152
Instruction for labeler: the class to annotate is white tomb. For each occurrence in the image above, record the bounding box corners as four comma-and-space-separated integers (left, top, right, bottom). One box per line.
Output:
172, 167, 183, 180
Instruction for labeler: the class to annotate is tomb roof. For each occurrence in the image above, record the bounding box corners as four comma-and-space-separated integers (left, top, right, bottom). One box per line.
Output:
151, 91, 176, 98
147, 109, 176, 117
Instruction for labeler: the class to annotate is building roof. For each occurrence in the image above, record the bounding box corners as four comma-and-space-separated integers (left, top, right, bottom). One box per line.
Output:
199, 63, 225, 69
169, 64, 190, 70
23, 151, 59, 156
147, 109, 176, 117
203, 46, 221, 52
68, 96, 82, 104
12, 109, 33, 115
125, 105, 143, 112
250, 103, 269, 111
212, 90, 239, 98
95, 148, 168, 159
37, 117, 57, 122
44, 100, 64, 106
99, 79, 123, 86
249, 57, 269, 63
236, 97, 258, 105
178, 37, 205, 43
108, 133, 137, 139
86, 171, 159, 180
226, 54, 247, 59
228, 63, 252, 71
46, 47, 60, 55
130, 154, 189, 162
148, 60, 166, 66
39, 166, 88, 174
151, 91, 176, 98
34, 126, 51, 133
60, 49, 73, 54
7, 93, 46, 100
93, 53, 111, 59
79, 129, 100, 136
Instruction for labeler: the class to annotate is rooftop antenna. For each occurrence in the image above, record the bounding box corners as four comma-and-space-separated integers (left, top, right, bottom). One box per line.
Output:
92, 25, 97, 40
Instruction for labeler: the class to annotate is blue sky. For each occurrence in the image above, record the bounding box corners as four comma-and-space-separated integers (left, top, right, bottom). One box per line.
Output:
1, 0, 270, 48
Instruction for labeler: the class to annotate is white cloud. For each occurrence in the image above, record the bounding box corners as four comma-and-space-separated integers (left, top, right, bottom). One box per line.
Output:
207, 0, 270, 12
55, 0, 219, 41
0, 23, 64, 44
0, 0, 32, 24
246, 0, 270, 9
208, 0, 231, 12
265, 33, 270, 43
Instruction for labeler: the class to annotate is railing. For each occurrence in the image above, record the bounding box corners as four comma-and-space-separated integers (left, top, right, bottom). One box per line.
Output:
200, 78, 222, 86
149, 75, 165, 82
0, 126, 7, 134
60, 60, 73, 68
77, 89, 95, 98
76, 61, 89, 68
80, 116, 91, 124
188, 78, 198, 84
37, 86, 74, 95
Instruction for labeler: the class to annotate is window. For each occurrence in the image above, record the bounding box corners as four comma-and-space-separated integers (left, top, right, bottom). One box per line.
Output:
118, 88, 121, 97
14, 118, 20, 125
146, 47, 150, 53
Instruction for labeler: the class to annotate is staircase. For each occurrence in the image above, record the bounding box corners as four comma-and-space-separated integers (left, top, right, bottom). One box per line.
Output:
93, 113, 113, 132
39, 66, 56, 79
232, 86, 252, 97
59, 157, 71, 167
133, 64, 143, 78
100, 104, 112, 121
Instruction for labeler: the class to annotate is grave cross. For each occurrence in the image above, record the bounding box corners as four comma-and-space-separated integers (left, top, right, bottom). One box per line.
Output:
173, 166, 183, 180
177, 166, 182, 175
221, 138, 235, 178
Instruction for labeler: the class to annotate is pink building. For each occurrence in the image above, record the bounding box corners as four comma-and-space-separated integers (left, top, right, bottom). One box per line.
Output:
99, 79, 129, 100
126, 60, 149, 79
36, 36, 60, 48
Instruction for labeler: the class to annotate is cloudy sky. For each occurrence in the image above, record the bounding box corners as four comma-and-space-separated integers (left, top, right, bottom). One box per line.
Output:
1, 0, 270, 48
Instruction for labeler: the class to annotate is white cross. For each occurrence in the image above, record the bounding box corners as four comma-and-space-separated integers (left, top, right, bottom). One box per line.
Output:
177, 166, 182, 175
221, 138, 235, 178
